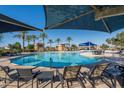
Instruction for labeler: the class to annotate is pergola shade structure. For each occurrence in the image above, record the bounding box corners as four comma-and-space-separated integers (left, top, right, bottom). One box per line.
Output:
44, 5, 124, 33
0, 13, 42, 33
79, 42, 97, 46
79, 42, 97, 50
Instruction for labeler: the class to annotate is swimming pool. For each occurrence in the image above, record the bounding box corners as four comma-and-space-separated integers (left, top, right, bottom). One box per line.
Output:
11, 52, 102, 68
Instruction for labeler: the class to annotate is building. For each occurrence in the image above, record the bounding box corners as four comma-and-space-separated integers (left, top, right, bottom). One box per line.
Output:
34, 43, 44, 51
56, 44, 66, 51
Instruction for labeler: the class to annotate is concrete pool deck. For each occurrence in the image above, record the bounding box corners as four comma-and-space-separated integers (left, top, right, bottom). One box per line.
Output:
0, 54, 124, 88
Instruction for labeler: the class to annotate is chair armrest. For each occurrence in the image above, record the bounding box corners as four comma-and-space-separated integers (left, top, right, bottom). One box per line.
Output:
79, 71, 90, 79
102, 70, 114, 79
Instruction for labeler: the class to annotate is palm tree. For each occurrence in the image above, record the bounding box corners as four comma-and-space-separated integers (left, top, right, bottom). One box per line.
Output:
55, 38, 61, 46
106, 38, 112, 45
71, 44, 78, 51
14, 31, 27, 51
39, 32, 47, 50
48, 39, 53, 50
26, 35, 32, 46
66, 37, 72, 47
31, 34, 38, 45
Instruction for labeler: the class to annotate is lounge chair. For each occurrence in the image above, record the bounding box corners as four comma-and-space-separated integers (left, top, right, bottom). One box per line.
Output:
112, 64, 124, 87
57, 65, 85, 88
16, 68, 40, 88
80, 63, 113, 88
0, 66, 18, 87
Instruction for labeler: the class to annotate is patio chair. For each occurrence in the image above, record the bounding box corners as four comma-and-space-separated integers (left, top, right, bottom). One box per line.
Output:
80, 63, 113, 88
0, 66, 18, 87
115, 64, 124, 72
113, 64, 124, 87
57, 65, 85, 88
16, 68, 40, 88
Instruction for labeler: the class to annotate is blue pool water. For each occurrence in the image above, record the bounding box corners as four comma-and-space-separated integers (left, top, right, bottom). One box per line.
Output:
11, 52, 102, 68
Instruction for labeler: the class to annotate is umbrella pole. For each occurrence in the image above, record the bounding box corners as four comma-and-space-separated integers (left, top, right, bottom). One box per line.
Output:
89, 42, 90, 52
89, 43, 90, 51
89, 45, 90, 51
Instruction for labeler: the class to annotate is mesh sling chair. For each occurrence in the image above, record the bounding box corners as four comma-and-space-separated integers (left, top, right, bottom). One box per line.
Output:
107, 63, 124, 87
57, 65, 85, 88
0, 66, 18, 87
80, 63, 113, 88
16, 68, 40, 88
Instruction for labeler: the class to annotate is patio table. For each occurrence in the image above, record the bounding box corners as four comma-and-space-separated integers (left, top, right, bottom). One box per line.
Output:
36, 71, 54, 88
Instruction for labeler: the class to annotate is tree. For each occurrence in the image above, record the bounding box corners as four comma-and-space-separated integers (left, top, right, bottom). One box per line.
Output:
26, 35, 32, 46
71, 44, 78, 51
14, 42, 21, 49
31, 34, 38, 45
27, 44, 34, 52
106, 38, 112, 45
106, 32, 124, 49
39, 32, 47, 50
55, 38, 61, 45
48, 39, 53, 49
14, 31, 28, 51
100, 44, 109, 50
8, 42, 21, 53
66, 37, 72, 47
116, 32, 124, 49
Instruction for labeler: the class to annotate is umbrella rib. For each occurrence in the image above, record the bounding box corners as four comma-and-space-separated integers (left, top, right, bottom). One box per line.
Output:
45, 10, 94, 30
101, 18, 111, 33
90, 5, 100, 11
0, 19, 43, 32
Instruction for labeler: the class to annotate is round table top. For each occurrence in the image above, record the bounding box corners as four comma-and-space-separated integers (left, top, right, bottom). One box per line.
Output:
36, 71, 54, 79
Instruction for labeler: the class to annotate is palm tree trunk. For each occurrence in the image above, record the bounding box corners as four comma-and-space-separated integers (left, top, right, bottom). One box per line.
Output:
69, 41, 71, 51
22, 36, 25, 52
28, 41, 29, 46
33, 39, 35, 51
50, 43, 52, 51
43, 38, 45, 51
33, 39, 35, 45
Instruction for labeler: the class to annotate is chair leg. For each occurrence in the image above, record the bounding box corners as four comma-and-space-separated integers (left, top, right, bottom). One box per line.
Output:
91, 79, 95, 88
32, 79, 33, 88
36, 79, 39, 88
17, 79, 19, 88
4, 79, 7, 85
85, 77, 95, 88
70, 81, 73, 86
77, 78, 86, 88
83, 78, 87, 83
60, 80, 64, 88
101, 77, 113, 88
110, 78, 116, 88
61, 83, 64, 88
66, 81, 69, 88
51, 76, 54, 88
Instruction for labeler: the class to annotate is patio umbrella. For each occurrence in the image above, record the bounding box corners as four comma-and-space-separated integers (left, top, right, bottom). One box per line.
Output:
44, 5, 124, 33
0, 13, 42, 33
79, 42, 97, 50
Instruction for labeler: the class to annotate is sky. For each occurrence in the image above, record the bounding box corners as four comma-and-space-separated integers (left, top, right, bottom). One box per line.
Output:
0, 5, 124, 47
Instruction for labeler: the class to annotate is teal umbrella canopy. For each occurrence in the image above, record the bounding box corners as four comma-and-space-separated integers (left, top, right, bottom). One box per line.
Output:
0, 13, 42, 33
44, 5, 124, 33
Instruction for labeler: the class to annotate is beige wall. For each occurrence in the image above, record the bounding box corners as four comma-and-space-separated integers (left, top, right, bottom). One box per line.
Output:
56, 45, 66, 51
